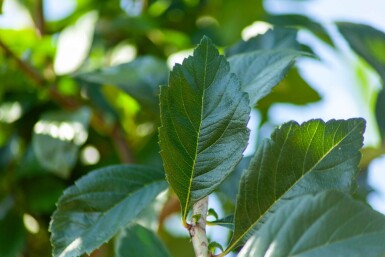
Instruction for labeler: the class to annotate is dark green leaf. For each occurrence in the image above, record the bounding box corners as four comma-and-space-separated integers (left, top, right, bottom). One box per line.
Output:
229, 50, 306, 106
337, 22, 385, 82
50, 164, 167, 257
226, 28, 300, 56
225, 119, 365, 253
238, 191, 385, 257
0, 209, 25, 257
32, 107, 91, 178
159, 37, 250, 223
337, 23, 385, 139
78, 56, 169, 110
115, 224, 171, 257
208, 215, 234, 230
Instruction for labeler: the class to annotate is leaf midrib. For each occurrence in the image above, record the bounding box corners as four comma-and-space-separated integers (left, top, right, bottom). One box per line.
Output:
224, 120, 362, 255
183, 41, 210, 223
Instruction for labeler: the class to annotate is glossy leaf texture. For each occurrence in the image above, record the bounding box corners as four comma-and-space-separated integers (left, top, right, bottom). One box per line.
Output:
50, 165, 167, 257
159, 37, 250, 223
115, 223, 171, 257
238, 191, 385, 257
78, 56, 169, 110
337, 22, 385, 139
225, 118, 365, 253
229, 50, 306, 107
32, 107, 91, 178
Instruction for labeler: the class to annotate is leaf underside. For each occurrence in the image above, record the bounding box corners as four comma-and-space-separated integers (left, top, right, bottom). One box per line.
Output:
238, 190, 385, 257
50, 165, 167, 257
226, 118, 365, 253
159, 36, 250, 222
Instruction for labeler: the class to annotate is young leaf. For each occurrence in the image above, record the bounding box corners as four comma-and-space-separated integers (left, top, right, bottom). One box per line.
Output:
115, 224, 171, 257
50, 164, 167, 257
228, 49, 306, 106
159, 36, 250, 224
225, 118, 365, 253
238, 191, 385, 257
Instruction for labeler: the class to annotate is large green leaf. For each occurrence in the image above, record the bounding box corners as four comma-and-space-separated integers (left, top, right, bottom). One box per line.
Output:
50, 164, 167, 257
32, 107, 91, 178
0, 209, 25, 257
115, 224, 171, 257
229, 50, 305, 107
225, 118, 365, 253
238, 190, 385, 257
78, 56, 169, 110
159, 37, 250, 223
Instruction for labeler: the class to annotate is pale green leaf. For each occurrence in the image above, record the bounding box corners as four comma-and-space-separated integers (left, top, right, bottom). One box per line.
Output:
50, 164, 167, 257
159, 36, 250, 223
115, 224, 171, 257
225, 118, 365, 253
228, 50, 306, 106
32, 107, 91, 178
238, 191, 385, 257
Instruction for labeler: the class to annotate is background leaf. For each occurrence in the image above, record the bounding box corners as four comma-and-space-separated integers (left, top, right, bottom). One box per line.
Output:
50, 164, 167, 257
78, 56, 169, 111
238, 191, 385, 257
115, 223, 171, 257
32, 107, 91, 179
226, 118, 365, 253
159, 37, 250, 223
228, 50, 305, 107
0, 209, 25, 257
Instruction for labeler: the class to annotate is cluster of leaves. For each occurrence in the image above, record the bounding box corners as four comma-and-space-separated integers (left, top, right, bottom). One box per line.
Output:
1, 1, 385, 257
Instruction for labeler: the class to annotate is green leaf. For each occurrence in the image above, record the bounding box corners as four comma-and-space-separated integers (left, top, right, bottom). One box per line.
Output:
337, 22, 385, 81
159, 36, 250, 224
337, 23, 385, 139
238, 191, 385, 257
32, 107, 91, 178
115, 224, 171, 257
226, 28, 300, 56
208, 215, 234, 230
228, 50, 306, 107
0, 209, 25, 257
78, 56, 169, 110
225, 118, 365, 253
268, 14, 334, 47
50, 164, 167, 257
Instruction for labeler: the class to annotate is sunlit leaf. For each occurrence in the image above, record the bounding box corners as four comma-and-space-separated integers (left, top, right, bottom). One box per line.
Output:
54, 11, 98, 75
159, 37, 250, 224
225, 118, 365, 253
238, 191, 385, 257
50, 164, 167, 257
115, 224, 171, 257
78, 56, 169, 110
32, 107, 91, 178
229, 50, 305, 107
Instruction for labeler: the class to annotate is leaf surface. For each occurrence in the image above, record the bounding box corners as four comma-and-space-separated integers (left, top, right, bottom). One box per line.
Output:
115, 224, 171, 257
238, 191, 385, 257
159, 37, 250, 223
32, 107, 91, 178
225, 118, 365, 253
228, 50, 305, 106
50, 164, 167, 257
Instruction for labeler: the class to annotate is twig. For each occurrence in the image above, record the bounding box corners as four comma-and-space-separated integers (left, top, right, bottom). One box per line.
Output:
35, 0, 46, 36
189, 196, 210, 257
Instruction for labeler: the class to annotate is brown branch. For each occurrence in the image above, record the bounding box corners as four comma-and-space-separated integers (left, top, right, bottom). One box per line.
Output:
0, 39, 44, 85
35, 0, 45, 36
111, 124, 134, 163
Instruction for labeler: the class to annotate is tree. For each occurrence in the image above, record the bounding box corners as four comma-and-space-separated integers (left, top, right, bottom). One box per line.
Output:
1, 1, 385, 257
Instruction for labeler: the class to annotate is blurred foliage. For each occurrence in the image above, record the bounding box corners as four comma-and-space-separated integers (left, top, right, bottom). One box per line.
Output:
0, 0, 384, 256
